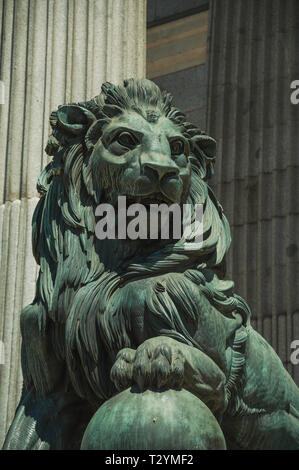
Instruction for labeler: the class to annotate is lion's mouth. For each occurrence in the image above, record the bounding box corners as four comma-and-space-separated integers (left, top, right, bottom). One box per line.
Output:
125, 193, 175, 208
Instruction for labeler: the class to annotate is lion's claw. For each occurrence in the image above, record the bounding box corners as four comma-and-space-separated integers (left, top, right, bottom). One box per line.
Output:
110, 348, 136, 391
111, 337, 185, 392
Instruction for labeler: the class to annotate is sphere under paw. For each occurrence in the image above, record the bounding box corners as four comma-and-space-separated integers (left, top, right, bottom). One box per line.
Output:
81, 388, 226, 450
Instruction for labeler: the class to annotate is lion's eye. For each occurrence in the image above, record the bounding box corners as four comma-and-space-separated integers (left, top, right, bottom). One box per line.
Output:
170, 140, 184, 156
116, 132, 138, 149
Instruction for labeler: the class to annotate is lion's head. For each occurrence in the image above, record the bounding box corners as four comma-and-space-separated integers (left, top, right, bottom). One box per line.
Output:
21, 79, 237, 406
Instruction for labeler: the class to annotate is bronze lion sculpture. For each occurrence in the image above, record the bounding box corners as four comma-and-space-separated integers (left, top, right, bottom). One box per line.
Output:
3, 78, 299, 450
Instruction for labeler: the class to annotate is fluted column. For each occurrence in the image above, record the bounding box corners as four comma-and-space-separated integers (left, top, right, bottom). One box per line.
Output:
0, 0, 146, 446
206, 0, 299, 383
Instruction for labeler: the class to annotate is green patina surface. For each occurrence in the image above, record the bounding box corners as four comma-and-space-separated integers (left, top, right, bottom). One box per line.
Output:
3, 79, 299, 450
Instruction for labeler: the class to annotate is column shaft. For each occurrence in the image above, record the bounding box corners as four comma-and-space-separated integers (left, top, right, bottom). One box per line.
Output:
207, 0, 299, 381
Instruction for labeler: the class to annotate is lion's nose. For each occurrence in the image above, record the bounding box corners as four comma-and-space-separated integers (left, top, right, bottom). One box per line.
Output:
142, 162, 179, 181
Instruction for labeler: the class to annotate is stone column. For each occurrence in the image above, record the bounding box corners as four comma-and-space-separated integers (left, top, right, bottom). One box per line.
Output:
206, 0, 299, 382
0, 0, 146, 446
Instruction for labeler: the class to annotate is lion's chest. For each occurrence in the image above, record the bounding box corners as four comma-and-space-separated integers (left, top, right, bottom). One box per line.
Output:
110, 271, 223, 350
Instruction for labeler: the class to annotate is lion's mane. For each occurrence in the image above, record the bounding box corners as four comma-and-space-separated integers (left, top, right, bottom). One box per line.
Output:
21, 79, 249, 407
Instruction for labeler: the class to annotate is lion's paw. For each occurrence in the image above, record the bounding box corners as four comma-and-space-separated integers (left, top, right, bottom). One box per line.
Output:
111, 337, 185, 392
133, 337, 185, 391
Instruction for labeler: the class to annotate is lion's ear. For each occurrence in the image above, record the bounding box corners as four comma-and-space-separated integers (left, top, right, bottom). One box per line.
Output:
191, 134, 217, 160
46, 105, 97, 154
190, 133, 217, 180
56, 105, 96, 135
192, 134, 217, 159
183, 123, 217, 160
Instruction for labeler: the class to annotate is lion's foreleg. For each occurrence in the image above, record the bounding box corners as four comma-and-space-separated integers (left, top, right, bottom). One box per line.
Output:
222, 327, 299, 449
222, 408, 299, 450
243, 328, 299, 413
182, 342, 228, 415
